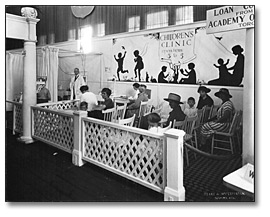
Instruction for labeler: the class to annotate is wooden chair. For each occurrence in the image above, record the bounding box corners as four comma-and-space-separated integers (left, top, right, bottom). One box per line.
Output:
114, 104, 127, 121
234, 110, 243, 152
211, 110, 241, 154
134, 100, 148, 127
202, 106, 211, 124
183, 116, 198, 166
172, 118, 186, 130
197, 106, 206, 126
161, 121, 172, 132
102, 107, 116, 122
118, 114, 136, 127
208, 105, 220, 119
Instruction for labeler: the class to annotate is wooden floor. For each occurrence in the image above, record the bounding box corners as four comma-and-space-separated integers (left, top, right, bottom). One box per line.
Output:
5, 129, 164, 202
5, 110, 253, 202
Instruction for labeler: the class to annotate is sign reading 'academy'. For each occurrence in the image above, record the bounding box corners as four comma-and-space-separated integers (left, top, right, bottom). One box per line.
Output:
206, 6, 254, 34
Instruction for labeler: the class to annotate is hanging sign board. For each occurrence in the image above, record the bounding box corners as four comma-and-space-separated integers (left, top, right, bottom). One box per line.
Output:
206, 6, 254, 34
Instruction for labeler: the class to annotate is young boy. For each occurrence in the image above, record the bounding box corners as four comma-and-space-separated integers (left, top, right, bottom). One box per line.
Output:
147, 113, 169, 134
183, 97, 197, 118
79, 101, 88, 111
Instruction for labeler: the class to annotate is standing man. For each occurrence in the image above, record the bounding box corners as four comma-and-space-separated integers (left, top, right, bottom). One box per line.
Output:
70, 68, 86, 100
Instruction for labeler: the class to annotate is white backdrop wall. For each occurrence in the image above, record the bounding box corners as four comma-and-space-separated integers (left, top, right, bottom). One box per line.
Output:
112, 82, 243, 111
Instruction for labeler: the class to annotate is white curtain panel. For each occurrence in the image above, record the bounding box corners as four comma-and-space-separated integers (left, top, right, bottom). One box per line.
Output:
6, 53, 24, 110
38, 46, 59, 102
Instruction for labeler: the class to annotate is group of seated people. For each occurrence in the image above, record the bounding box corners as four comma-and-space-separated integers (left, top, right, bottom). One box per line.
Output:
139, 85, 235, 152
78, 85, 114, 120
78, 83, 236, 152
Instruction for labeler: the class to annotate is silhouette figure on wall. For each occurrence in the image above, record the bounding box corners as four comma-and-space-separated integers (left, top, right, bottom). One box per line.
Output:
133, 50, 144, 82
227, 45, 245, 86
208, 58, 231, 86
169, 63, 180, 84
179, 62, 197, 84
114, 51, 129, 81
158, 66, 169, 83
146, 72, 149, 82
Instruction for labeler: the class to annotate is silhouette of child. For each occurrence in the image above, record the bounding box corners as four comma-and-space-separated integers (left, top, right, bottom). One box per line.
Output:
169, 63, 179, 83
208, 58, 231, 86
114, 51, 128, 81
179, 62, 196, 84
133, 50, 144, 82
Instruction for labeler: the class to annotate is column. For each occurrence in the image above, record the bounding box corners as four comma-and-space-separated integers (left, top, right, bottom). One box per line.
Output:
72, 110, 87, 166
18, 40, 37, 143
164, 128, 186, 201
243, 27, 254, 165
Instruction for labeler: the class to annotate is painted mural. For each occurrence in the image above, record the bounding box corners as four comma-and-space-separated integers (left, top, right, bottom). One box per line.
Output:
112, 25, 246, 87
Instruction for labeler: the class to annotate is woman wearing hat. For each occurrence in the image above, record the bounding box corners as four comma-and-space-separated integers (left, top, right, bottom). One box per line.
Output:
164, 93, 186, 127
200, 88, 235, 148
227, 45, 245, 86
196, 86, 214, 109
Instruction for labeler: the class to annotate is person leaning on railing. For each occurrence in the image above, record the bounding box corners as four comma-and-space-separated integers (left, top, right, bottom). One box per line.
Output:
37, 79, 51, 104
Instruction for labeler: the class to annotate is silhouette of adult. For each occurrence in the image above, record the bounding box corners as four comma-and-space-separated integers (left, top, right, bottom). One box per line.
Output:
227, 45, 245, 86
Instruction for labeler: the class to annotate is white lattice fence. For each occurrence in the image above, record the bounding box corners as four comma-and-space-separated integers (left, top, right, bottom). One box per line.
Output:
13, 102, 23, 133
32, 106, 74, 153
81, 118, 166, 193
6, 101, 23, 134
38, 100, 79, 110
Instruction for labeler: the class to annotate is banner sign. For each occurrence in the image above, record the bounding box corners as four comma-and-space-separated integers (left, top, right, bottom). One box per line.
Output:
206, 6, 254, 34
159, 29, 196, 65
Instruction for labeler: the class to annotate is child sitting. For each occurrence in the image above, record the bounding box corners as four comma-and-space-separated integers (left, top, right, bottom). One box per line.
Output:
79, 101, 88, 111
183, 97, 197, 118
147, 113, 168, 134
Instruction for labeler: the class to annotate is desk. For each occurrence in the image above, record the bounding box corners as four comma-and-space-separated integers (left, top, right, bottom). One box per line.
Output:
114, 97, 130, 107
223, 164, 254, 199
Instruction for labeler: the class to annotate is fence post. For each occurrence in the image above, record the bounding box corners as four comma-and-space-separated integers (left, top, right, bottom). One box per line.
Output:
72, 110, 87, 167
164, 128, 185, 201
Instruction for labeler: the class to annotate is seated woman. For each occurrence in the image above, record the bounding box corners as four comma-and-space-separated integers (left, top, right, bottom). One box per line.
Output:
125, 84, 148, 118
88, 87, 114, 120
200, 88, 235, 150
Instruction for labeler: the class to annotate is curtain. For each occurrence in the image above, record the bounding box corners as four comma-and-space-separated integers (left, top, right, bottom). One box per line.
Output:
37, 46, 59, 102
6, 52, 24, 110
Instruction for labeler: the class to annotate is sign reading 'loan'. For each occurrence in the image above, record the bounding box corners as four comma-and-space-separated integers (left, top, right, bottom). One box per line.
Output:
206, 6, 254, 34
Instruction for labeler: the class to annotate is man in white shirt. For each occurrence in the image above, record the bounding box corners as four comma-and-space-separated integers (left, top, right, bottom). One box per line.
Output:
128, 82, 140, 101
70, 68, 86, 100
79, 85, 98, 111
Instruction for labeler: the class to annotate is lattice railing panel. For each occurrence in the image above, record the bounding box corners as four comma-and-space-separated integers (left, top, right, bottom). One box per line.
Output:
32, 107, 74, 153
82, 119, 165, 192
14, 102, 23, 133
39, 100, 79, 110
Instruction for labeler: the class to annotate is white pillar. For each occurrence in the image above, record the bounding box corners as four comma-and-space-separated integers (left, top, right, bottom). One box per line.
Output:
243, 27, 254, 165
164, 129, 185, 201
19, 40, 37, 144
72, 110, 87, 166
